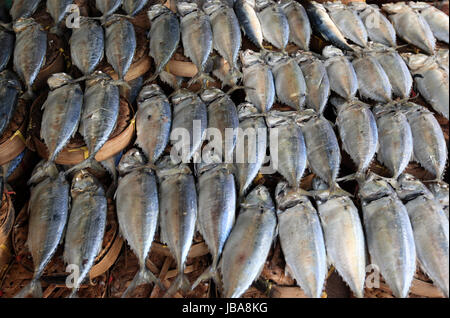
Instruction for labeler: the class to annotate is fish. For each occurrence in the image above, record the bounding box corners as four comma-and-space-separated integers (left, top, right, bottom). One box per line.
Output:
312, 177, 366, 298
10, 0, 41, 21
204, 0, 241, 82
200, 88, 239, 162
40, 73, 83, 164
350, 2, 396, 47
192, 154, 236, 290
265, 111, 307, 189
402, 53, 449, 119
294, 52, 330, 114
265, 52, 306, 110
14, 168, 70, 298
46, 0, 73, 27
382, 2, 435, 55
135, 84, 171, 164
435, 48, 449, 74
400, 102, 447, 181
358, 174, 416, 298
0, 27, 14, 72
331, 97, 378, 179
275, 182, 326, 298
170, 89, 207, 163
177, 1, 214, 88
115, 149, 162, 297
147, 4, 180, 82
70, 17, 104, 75
324, 1, 368, 48
157, 156, 197, 297
234, 103, 267, 197
13, 18, 47, 99
0, 70, 21, 136
304, 1, 353, 51
255, 0, 289, 51
409, 1, 449, 44
234, 0, 264, 50
240, 49, 275, 113
105, 15, 136, 81
427, 181, 449, 219
220, 185, 277, 298
352, 51, 392, 102
64, 170, 107, 298
393, 174, 449, 298
122, 0, 149, 16
280, 0, 311, 51
322, 45, 358, 100
95, 0, 122, 18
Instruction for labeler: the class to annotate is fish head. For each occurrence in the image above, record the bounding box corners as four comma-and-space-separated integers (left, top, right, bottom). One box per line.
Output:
265, 110, 296, 128
117, 148, 147, 175
400, 53, 432, 71
137, 84, 165, 103
71, 169, 101, 195
200, 88, 225, 104
240, 49, 263, 68
358, 173, 396, 203
29, 161, 60, 185
241, 185, 274, 213
13, 18, 38, 32
85, 71, 113, 87
407, 1, 430, 10
156, 155, 192, 179
147, 4, 171, 21
427, 182, 449, 206
322, 45, 344, 59
381, 2, 410, 14
195, 148, 224, 175
47, 73, 74, 90
176, 1, 199, 17
104, 14, 124, 27
170, 88, 197, 105
275, 181, 310, 212
394, 173, 432, 201
348, 1, 368, 12
264, 52, 288, 68
237, 102, 260, 120
203, 0, 224, 15
255, 0, 271, 11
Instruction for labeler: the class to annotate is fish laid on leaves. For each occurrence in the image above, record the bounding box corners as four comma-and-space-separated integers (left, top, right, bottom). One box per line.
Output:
0, 27, 14, 72
324, 1, 368, 48
240, 49, 275, 113
266, 111, 307, 189
234, 103, 267, 197
13, 18, 47, 100
393, 174, 448, 298
408, 1, 449, 44
275, 182, 326, 298
157, 157, 197, 297
322, 45, 358, 101
220, 185, 277, 298
373, 104, 413, 180
304, 1, 353, 51
402, 53, 449, 120
234, 0, 264, 50
313, 177, 366, 298
135, 84, 171, 164
15, 163, 70, 298
0, 70, 21, 137
427, 181, 449, 219
294, 52, 330, 114
10, 0, 41, 21
95, 0, 123, 19
358, 174, 416, 298
70, 17, 104, 76
46, 0, 73, 32
280, 0, 311, 51
64, 170, 107, 298
147, 4, 180, 82
265, 52, 306, 110
122, 0, 149, 16
382, 2, 435, 55
255, 0, 289, 51
115, 149, 163, 297
350, 2, 396, 47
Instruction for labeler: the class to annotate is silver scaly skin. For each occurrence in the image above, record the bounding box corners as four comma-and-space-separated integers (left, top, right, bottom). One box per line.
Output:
0, 28, 14, 72
46, 0, 73, 25
0, 70, 21, 136
408, 1, 448, 44
275, 182, 327, 298
95, 0, 123, 18
234, 0, 264, 50
280, 0, 311, 51
435, 48, 449, 74
122, 0, 149, 16
220, 185, 277, 298
255, 0, 289, 51
10, 0, 41, 21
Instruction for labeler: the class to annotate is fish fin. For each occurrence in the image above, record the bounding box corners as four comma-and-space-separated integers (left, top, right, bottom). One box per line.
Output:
14, 279, 42, 298
122, 267, 164, 298
163, 271, 191, 298
190, 265, 221, 291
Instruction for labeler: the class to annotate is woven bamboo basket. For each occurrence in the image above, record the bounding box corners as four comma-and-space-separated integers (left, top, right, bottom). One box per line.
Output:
0, 192, 14, 283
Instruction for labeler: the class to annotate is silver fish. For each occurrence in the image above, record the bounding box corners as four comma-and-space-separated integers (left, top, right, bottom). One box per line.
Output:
275, 182, 327, 298
13, 18, 47, 99
382, 2, 435, 55
170, 89, 207, 163
322, 46, 358, 100
280, 0, 311, 51
255, 0, 289, 51
266, 111, 307, 188
105, 15, 136, 81
427, 182, 449, 219
240, 49, 275, 113
95, 0, 122, 18
409, 1, 449, 44
331, 97, 378, 177
294, 52, 330, 114
324, 1, 368, 48
116, 149, 162, 297
70, 17, 104, 75
402, 53, 449, 119
265, 52, 306, 110
0, 70, 21, 136
157, 157, 197, 296
394, 174, 449, 298
200, 88, 239, 161
46, 0, 73, 25
220, 185, 277, 298
234, 0, 264, 50
435, 48, 449, 74
234, 103, 267, 197
400, 102, 447, 181
0, 28, 14, 72
373, 104, 413, 179
147, 4, 180, 82
10, 0, 41, 21
122, 0, 148, 16
135, 84, 171, 164
313, 177, 366, 298
64, 170, 106, 298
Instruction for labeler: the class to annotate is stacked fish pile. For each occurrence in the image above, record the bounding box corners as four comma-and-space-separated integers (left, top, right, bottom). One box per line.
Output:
0, 0, 448, 298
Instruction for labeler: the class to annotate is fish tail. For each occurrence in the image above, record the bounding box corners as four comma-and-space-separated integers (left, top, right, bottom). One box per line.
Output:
121, 267, 164, 298
65, 157, 95, 176
190, 265, 221, 291
163, 270, 190, 298
329, 182, 353, 198
337, 171, 367, 184
14, 279, 42, 298
111, 79, 131, 90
